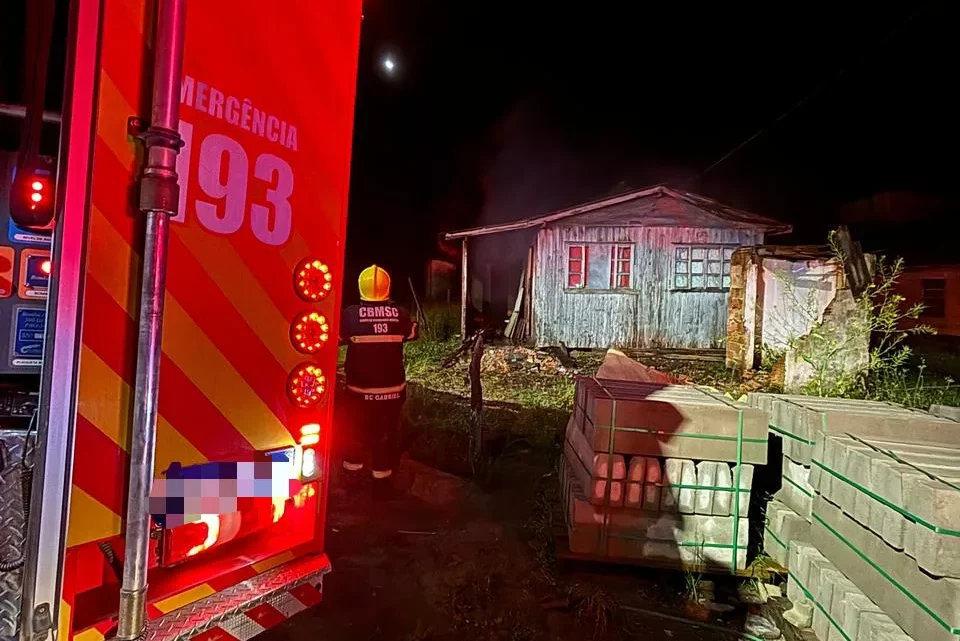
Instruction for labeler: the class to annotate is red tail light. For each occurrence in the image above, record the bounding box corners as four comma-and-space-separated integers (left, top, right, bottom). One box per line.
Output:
11, 169, 56, 228
290, 312, 330, 354
293, 258, 333, 302
286, 364, 326, 408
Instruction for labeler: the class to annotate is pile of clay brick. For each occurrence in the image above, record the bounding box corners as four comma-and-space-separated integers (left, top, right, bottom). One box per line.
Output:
751, 393, 960, 641
561, 378, 767, 571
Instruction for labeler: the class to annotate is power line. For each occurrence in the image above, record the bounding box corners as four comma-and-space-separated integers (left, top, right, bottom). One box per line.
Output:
693, 7, 924, 184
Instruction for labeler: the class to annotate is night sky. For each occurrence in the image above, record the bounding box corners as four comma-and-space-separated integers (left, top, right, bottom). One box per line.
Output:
3, 1, 958, 291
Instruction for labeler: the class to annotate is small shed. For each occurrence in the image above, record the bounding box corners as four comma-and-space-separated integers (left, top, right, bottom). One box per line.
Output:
444, 186, 791, 349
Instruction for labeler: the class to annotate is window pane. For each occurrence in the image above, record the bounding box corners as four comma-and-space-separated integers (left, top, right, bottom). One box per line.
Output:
618, 274, 630, 288
588, 248, 608, 289
723, 262, 731, 275
674, 274, 688, 288
708, 248, 721, 260
691, 248, 705, 260
568, 273, 582, 288
723, 247, 735, 260
708, 261, 721, 275
722, 275, 732, 289
676, 247, 688, 260
618, 260, 631, 274
569, 246, 582, 259
568, 260, 581, 274
618, 246, 632, 259
675, 260, 688, 274
707, 275, 721, 288
691, 275, 704, 289
691, 261, 704, 275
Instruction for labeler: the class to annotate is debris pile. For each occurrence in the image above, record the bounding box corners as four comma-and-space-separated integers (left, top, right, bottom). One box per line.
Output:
479, 345, 583, 377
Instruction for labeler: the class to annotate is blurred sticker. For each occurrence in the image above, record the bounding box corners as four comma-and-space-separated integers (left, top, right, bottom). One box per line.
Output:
18, 249, 50, 300
11, 307, 45, 367
7, 219, 52, 247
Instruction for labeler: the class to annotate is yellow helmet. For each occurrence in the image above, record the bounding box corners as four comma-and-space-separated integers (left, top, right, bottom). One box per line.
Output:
358, 264, 391, 301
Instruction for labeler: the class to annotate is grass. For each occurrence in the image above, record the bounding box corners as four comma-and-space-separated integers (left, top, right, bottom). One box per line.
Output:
861, 365, 960, 409
401, 337, 580, 456
405, 337, 577, 412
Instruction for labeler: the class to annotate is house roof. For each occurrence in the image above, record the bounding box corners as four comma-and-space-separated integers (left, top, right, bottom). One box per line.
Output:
443, 186, 792, 240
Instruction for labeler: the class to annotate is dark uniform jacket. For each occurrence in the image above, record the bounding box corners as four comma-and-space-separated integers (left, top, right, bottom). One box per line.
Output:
340, 301, 417, 392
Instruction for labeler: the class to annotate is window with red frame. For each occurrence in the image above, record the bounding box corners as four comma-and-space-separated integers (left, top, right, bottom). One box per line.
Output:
609, 245, 632, 288
567, 245, 587, 288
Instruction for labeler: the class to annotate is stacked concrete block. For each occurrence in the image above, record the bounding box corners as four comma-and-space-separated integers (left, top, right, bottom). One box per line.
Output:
814, 433, 960, 573
754, 394, 960, 641
752, 394, 958, 448
812, 496, 960, 641
785, 541, 915, 641
564, 417, 627, 506
929, 404, 960, 422
764, 499, 811, 568
562, 378, 764, 570
561, 457, 750, 570
752, 394, 959, 567
575, 378, 768, 464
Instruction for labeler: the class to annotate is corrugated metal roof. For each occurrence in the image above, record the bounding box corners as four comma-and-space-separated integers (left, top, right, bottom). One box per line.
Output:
443, 186, 792, 240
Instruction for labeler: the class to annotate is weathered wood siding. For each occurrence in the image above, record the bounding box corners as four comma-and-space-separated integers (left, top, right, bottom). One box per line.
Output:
533, 226, 764, 349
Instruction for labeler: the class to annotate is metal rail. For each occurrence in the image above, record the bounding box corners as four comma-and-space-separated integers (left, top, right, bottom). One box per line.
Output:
0, 103, 62, 124
115, 0, 186, 638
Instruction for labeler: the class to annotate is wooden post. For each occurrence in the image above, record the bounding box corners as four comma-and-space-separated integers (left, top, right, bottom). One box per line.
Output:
408, 277, 427, 330
523, 245, 534, 341
469, 331, 484, 474
834, 225, 870, 297
460, 238, 469, 339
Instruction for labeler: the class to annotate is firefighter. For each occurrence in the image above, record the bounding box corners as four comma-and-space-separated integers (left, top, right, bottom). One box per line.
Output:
339, 265, 418, 489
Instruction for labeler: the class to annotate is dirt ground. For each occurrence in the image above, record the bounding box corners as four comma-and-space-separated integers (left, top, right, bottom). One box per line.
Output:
260, 447, 783, 641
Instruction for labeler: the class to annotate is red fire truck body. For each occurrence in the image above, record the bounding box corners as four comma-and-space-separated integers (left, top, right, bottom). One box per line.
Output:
12, 1, 363, 639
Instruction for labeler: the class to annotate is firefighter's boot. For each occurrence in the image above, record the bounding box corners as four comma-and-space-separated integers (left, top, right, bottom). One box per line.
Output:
371, 469, 402, 501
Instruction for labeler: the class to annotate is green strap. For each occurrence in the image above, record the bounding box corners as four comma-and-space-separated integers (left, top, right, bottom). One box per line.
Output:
813, 512, 960, 635
844, 432, 960, 493
788, 569, 853, 641
781, 473, 814, 498
764, 525, 788, 551
768, 423, 816, 445
591, 425, 766, 444
732, 411, 742, 574
812, 459, 960, 537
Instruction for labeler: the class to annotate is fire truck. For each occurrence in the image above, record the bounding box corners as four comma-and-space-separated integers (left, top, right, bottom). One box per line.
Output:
0, 0, 361, 640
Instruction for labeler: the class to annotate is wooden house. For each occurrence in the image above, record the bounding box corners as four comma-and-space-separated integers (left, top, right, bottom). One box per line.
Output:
444, 186, 790, 349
